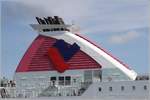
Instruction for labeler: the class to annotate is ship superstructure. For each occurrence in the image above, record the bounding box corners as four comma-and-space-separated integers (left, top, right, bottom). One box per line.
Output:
0, 16, 149, 99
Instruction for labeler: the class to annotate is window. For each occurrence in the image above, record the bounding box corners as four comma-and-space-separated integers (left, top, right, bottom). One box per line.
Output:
51, 77, 56, 81
93, 70, 101, 78
144, 85, 147, 90
121, 86, 124, 91
132, 86, 136, 90
99, 87, 102, 92
73, 79, 76, 83
109, 87, 112, 91
65, 76, 71, 85
84, 71, 92, 82
59, 77, 64, 85
50, 77, 56, 86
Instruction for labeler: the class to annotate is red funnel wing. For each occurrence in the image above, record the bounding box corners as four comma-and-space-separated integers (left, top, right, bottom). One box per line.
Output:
16, 35, 101, 72
48, 47, 69, 73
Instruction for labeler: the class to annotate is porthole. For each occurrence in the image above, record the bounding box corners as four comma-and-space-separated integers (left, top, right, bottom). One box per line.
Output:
109, 87, 112, 91
132, 86, 136, 90
99, 87, 102, 92
144, 85, 147, 90
121, 86, 124, 91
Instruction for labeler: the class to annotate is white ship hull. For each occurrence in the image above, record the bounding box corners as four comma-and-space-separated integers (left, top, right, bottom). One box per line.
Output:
1, 80, 149, 100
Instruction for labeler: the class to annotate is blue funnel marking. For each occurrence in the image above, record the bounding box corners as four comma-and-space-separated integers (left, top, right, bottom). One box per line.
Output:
53, 39, 80, 61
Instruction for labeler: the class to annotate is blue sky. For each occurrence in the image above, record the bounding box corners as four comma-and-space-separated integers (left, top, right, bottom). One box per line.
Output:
1, 0, 149, 79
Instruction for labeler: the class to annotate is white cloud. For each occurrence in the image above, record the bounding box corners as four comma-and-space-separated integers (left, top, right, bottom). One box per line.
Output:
5, 0, 94, 23
108, 31, 140, 44
2, 0, 149, 34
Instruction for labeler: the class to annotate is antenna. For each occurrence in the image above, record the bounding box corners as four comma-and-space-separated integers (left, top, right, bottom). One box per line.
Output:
31, 16, 71, 33
71, 20, 75, 25
69, 20, 80, 33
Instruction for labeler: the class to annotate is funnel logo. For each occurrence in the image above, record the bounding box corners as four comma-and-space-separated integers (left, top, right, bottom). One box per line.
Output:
48, 39, 80, 73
